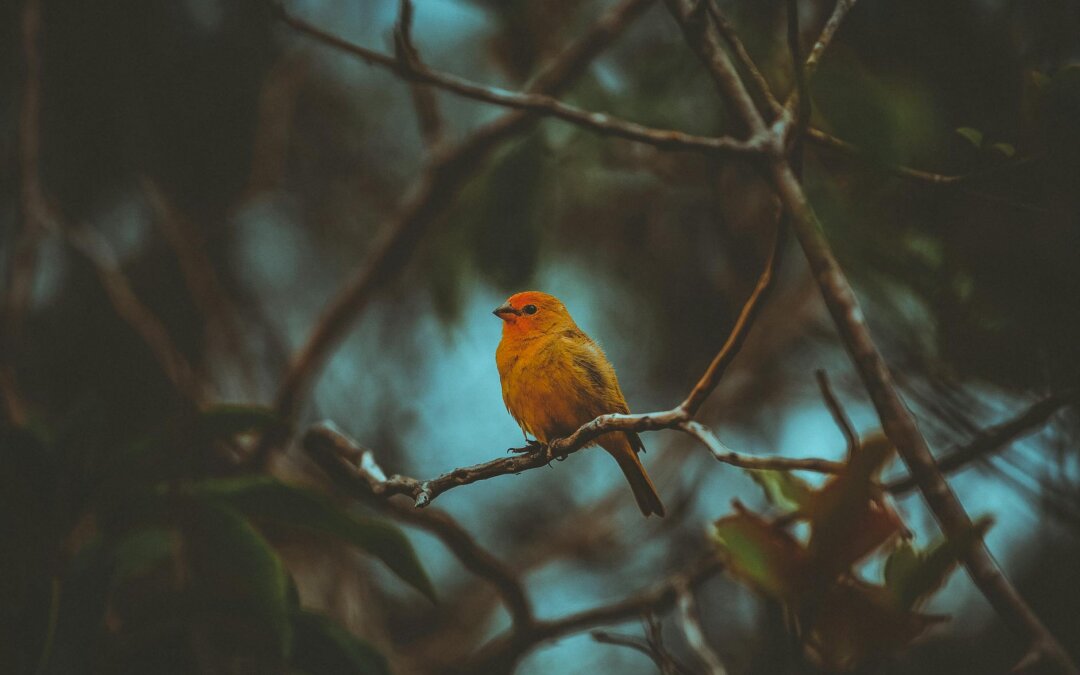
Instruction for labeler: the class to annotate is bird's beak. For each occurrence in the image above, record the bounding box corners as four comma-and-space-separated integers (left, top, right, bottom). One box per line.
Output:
493, 302, 520, 319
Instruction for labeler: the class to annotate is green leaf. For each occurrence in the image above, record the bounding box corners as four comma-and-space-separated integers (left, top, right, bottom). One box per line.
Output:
291, 610, 390, 675
712, 503, 812, 602
188, 499, 293, 658
885, 517, 993, 609
111, 528, 175, 588
989, 142, 1016, 158
745, 469, 813, 512
956, 127, 984, 148
197, 404, 277, 440
194, 477, 435, 602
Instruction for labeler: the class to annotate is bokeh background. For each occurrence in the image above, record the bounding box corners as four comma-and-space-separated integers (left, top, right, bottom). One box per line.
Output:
3, 0, 1080, 673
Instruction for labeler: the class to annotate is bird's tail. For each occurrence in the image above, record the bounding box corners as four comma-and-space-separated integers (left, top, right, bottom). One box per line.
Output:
604, 433, 665, 517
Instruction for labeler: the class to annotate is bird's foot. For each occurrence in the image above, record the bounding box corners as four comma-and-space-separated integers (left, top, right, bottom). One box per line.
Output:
507, 439, 544, 454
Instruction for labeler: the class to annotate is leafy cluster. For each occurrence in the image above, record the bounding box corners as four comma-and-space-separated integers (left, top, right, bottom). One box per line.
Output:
715, 435, 991, 671
1, 406, 431, 674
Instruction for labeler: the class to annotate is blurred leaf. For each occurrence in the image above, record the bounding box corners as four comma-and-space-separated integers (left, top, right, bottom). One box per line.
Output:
110, 527, 175, 589
956, 127, 984, 148
805, 580, 947, 672
196, 404, 277, 440
989, 142, 1015, 158
194, 477, 435, 602
745, 469, 813, 512
291, 610, 389, 675
712, 503, 812, 602
188, 499, 292, 659
805, 434, 901, 573
885, 517, 992, 609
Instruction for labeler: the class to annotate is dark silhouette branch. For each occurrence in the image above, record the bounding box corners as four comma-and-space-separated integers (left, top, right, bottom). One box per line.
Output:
815, 369, 859, 456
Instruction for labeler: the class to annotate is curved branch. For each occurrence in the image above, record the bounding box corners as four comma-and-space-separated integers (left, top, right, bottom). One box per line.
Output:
273, 2, 762, 157
463, 556, 723, 674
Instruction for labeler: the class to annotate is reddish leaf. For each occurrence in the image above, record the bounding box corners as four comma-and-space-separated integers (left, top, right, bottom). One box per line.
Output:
805, 434, 902, 574
805, 580, 947, 672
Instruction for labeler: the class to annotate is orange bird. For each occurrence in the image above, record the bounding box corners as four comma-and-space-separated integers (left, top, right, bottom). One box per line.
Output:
493, 291, 665, 517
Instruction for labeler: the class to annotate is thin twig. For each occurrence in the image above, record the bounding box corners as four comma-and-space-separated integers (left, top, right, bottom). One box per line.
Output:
815, 369, 858, 456
592, 618, 693, 675
676, 583, 728, 675
706, 2, 783, 119
463, 556, 723, 674
679, 219, 786, 416
142, 180, 256, 394
269, 0, 658, 447
64, 224, 202, 403
886, 391, 1078, 495
395, 0, 443, 149
273, 2, 763, 157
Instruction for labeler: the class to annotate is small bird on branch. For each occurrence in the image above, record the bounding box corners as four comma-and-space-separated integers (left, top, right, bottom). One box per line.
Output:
494, 291, 665, 516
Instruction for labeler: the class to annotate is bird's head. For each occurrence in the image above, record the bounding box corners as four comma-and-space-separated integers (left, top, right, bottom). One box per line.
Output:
493, 291, 576, 336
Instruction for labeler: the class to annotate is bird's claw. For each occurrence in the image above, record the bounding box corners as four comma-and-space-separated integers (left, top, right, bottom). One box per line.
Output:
507, 439, 543, 454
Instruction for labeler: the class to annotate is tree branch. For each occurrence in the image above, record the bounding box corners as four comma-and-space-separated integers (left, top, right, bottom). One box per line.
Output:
815, 369, 859, 456
886, 391, 1078, 496
664, 0, 1077, 671
1, 0, 46, 425
463, 556, 723, 674
394, 0, 443, 149
272, 1, 764, 157
676, 583, 728, 675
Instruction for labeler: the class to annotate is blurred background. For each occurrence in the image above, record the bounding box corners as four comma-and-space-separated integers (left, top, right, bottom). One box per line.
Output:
2, 0, 1080, 673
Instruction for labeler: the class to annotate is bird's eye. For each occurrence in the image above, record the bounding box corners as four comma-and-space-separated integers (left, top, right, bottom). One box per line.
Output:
523, 304, 538, 315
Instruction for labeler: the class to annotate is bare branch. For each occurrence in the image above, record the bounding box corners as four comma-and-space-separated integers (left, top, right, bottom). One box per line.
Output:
273, 2, 763, 157
886, 392, 1078, 496
269, 0, 658, 445
592, 617, 693, 675
706, 3, 783, 119
664, 0, 1077, 671
464, 556, 723, 674
815, 369, 859, 456
1, 0, 46, 425
305, 421, 841, 510
64, 224, 202, 403
676, 583, 728, 675
394, 0, 443, 149
680, 219, 786, 416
